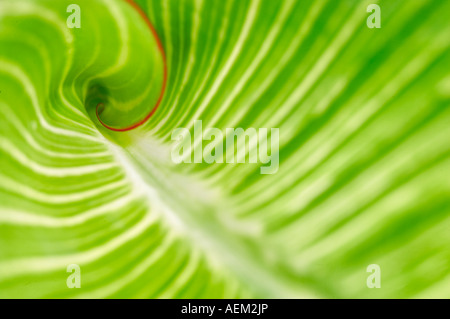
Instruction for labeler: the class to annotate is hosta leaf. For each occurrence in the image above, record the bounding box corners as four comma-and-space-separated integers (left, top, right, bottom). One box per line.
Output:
0, 0, 449, 298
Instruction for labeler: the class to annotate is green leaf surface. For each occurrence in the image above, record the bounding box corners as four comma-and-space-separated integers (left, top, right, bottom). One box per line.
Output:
0, 0, 449, 298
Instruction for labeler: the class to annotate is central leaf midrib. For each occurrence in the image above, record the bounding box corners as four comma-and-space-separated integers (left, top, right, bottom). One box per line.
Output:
107, 139, 323, 298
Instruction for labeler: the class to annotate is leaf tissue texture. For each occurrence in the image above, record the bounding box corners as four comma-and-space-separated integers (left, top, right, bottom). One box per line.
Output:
0, 0, 449, 298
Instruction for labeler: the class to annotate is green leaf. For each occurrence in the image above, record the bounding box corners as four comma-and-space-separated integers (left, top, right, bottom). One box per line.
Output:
0, 0, 449, 298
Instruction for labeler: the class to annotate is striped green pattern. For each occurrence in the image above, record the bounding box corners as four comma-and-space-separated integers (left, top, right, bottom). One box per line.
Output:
0, 0, 449, 298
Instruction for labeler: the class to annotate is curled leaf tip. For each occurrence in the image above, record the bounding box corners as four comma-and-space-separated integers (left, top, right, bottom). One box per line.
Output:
96, 0, 168, 132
